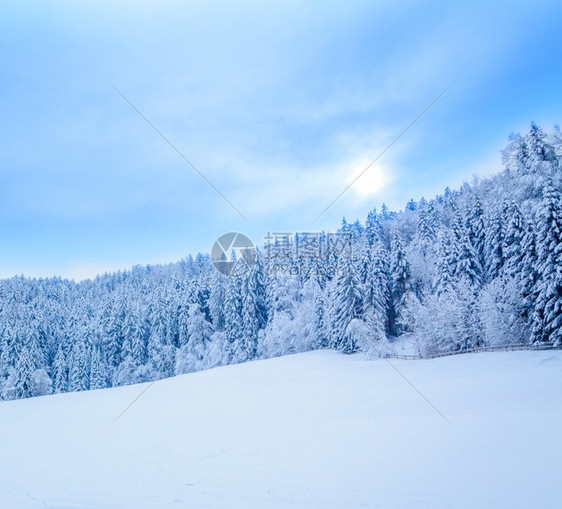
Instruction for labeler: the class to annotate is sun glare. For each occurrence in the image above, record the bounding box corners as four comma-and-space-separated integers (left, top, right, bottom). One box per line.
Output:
349, 164, 386, 199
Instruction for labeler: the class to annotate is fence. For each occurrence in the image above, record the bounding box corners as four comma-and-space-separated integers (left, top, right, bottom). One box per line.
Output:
385, 342, 558, 361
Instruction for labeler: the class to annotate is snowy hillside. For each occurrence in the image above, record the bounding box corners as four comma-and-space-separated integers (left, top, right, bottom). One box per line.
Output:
0, 349, 560, 508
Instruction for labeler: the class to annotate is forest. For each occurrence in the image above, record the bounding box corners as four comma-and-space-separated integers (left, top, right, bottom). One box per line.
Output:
1, 123, 561, 400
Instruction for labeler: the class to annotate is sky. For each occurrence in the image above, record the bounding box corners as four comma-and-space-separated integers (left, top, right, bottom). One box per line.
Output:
1, 0, 561, 280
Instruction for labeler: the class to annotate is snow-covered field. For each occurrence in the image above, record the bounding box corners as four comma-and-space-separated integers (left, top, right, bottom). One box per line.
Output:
0, 350, 560, 508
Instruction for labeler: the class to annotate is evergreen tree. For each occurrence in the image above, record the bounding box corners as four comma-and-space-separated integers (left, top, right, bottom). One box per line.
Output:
332, 263, 362, 353
390, 234, 411, 329
233, 251, 269, 362
365, 208, 383, 246
455, 226, 482, 287
519, 218, 540, 323
175, 303, 213, 374
90, 345, 108, 390
68, 335, 90, 392
532, 180, 562, 345
466, 196, 485, 270
484, 206, 506, 281
224, 275, 243, 361
236, 277, 259, 363
104, 297, 124, 369
434, 229, 456, 295
527, 122, 557, 166
364, 242, 391, 335
121, 305, 147, 366
208, 271, 226, 331
503, 132, 530, 174
0, 325, 19, 379
176, 293, 192, 348
14, 346, 35, 399
503, 202, 526, 277
414, 203, 437, 257
311, 276, 328, 348
52, 345, 68, 394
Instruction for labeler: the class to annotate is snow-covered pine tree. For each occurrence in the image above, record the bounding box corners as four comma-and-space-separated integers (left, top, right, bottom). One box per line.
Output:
234, 251, 269, 363
104, 296, 125, 369
121, 303, 147, 366
503, 201, 526, 277
90, 345, 108, 390
527, 122, 557, 167
68, 334, 90, 392
176, 292, 192, 348
519, 217, 540, 324
332, 262, 363, 353
414, 202, 437, 257
483, 205, 507, 282
466, 195, 486, 271
14, 345, 35, 399
310, 274, 328, 348
251, 250, 269, 330
52, 345, 68, 394
364, 241, 390, 336
454, 215, 482, 288
175, 303, 214, 374
503, 132, 530, 175
224, 275, 243, 362
532, 179, 562, 345
390, 234, 410, 333
365, 208, 384, 247
434, 229, 456, 295
208, 270, 226, 331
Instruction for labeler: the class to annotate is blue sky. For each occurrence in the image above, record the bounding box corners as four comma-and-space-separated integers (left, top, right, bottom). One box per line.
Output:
1, 0, 561, 280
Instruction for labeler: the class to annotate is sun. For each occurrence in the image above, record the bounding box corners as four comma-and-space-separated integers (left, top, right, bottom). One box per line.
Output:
349, 164, 386, 199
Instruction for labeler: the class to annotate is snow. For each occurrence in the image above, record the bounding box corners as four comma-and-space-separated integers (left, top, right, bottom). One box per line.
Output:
0, 350, 560, 508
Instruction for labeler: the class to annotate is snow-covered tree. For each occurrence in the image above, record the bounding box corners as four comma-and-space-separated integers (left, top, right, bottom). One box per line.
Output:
31, 369, 52, 397
331, 263, 362, 353
52, 345, 68, 394
68, 335, 90, 392
175, 303, 214, 374
532, 179, 562, 345
390, 234, 410, 333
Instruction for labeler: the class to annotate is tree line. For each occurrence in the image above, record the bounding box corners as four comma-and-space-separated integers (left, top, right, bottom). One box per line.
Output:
0, 123, 560, 400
